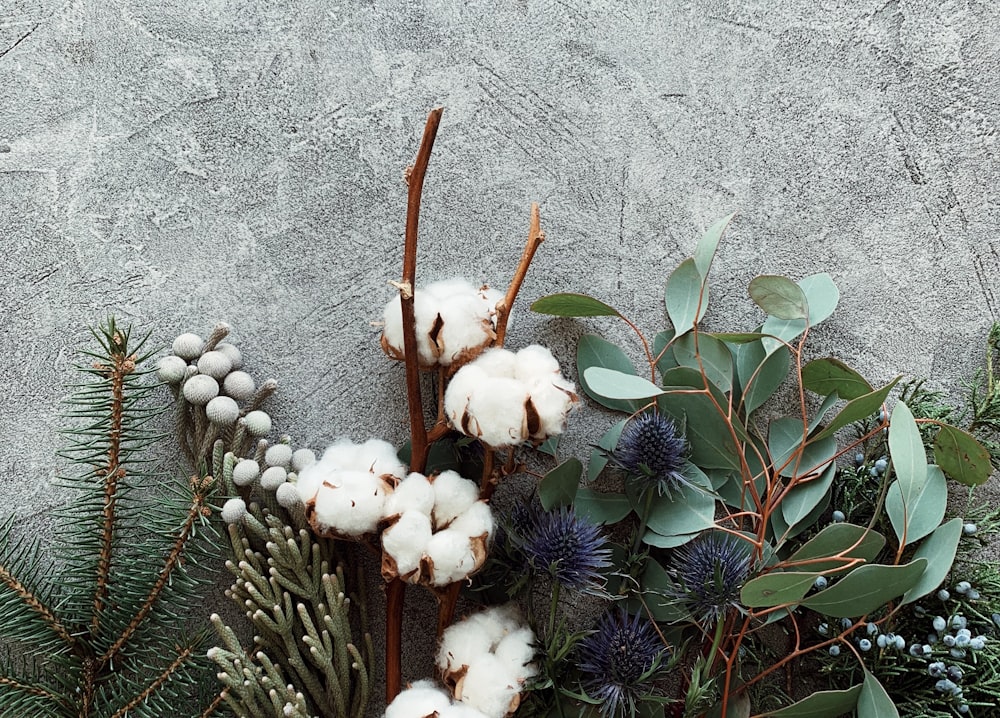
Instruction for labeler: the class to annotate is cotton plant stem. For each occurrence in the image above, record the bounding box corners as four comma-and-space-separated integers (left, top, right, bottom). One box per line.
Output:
386, 107, 444, 706
436, 582, 462, 638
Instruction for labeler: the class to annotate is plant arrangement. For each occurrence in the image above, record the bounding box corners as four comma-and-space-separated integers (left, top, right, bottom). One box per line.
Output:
2, 108, 999, 718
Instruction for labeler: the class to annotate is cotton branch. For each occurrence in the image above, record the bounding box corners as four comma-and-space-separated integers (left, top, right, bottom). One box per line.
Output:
495, 203, 545, 347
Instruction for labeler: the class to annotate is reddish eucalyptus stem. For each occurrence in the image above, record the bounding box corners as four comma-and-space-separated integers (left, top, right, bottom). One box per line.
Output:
495, 203, 544, 347
387, 107, 444, 706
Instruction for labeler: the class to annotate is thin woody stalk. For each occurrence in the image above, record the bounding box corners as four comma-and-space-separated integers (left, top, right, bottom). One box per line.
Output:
387, 106, 444, 705
494, 203, 545, 347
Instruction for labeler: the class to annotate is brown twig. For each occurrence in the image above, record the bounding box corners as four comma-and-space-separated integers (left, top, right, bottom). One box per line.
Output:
436, 582, 463, 638
387, 107, 444, 705
495, 203, 545, 347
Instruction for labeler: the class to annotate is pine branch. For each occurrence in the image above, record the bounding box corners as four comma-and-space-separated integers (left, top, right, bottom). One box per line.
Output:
0, 562, 76, 650
90, 330, 135, 638
108, 643, 196, 718
0, 674, 65, 715
97, 475, 214, 667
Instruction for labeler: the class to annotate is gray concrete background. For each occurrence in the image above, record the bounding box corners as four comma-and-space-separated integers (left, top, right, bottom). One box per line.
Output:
3, 0, 1000, 710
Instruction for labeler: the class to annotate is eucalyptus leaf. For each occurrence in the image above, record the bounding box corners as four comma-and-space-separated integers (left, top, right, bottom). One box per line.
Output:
672, 331, 734, 392
889, 400, 928, 493
537, 435, 560, 457
736, 340, 791, 414
768, 417, 837, 479
629, 559, 689, 623
643, 483, 717, 538
531, 292, 620, 317
711, 332, 768, 344
658, 388, 742, 471
584, 367, 665, 401
802, 358, 873, 400
902, 518, 963, 604
665, 257, 707, 336
765, 685, 862, 718
801, 559, 927, 617
749, 275, 809, 320
693, 214, 735, 276
808, 392, 841, 435
858, 671, 899, 718
761, 273, 840, 354
741, 571, 820, 608
934, 423, 992, 486
886, 465, 947, 546
786, 523, 885, 577
652, 329, 678, 377
588, 419, 627, 483
574, 488, 632, 525
641, 531, 700, 549
539, 458, 582, 510
578, 334, 640, 412
781, 463, 836, 528
812, 378, 900, 441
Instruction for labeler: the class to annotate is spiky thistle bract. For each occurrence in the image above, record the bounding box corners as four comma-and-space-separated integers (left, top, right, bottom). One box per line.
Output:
0, 319, 224, 718
605, 412, 691, 497
577, 608, 669, 718
667, 531, 752, 625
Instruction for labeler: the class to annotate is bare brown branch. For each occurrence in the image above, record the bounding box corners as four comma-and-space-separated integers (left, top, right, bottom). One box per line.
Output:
494, 203, 545, 347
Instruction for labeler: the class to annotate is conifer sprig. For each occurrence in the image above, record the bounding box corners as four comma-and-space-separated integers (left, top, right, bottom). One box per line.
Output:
0, 318, 225, 717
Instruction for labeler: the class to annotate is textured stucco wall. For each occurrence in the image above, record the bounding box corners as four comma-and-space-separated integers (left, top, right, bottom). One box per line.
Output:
3, 0, 1000, 709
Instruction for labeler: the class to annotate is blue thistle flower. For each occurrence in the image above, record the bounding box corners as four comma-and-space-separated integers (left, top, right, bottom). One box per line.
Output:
510, 503, 612, 592
577, 608, 668, 718
668, 531, 752, 625
606, 413, 690, 497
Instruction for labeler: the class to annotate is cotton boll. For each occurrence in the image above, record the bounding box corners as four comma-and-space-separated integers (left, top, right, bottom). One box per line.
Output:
157, 355, 188, 384
436, 295, 494, 365
425, 530, 477, 585
471, 348, 517, 379
385, 472, 435, 517
493, 627, 537, 676
458, 654, 521, 718
291, 448, 316, 472
215, 342, 243, 370
384, 680, 452, 718
431, 471, 480, 527
439, 703, 491, 718
448, 501, 494, 540
265, 443, 294, 469
445, 365, 488, 429
357, 438, 407, 480
465, 379, 529, 447
223, 371, 256, 401
427, 278, 477, 300
514, 345, 560, 382
183, 374, 220, 405
525, 381, 575, 439
413, 293, 444, 365
437, 617, 497, 675
260, 466, 288, 491
316, 439, 361, 471
477, 286, 503, 326
382, 511, 433, 576
312, 471, 388, 537
232, 459, 260, 487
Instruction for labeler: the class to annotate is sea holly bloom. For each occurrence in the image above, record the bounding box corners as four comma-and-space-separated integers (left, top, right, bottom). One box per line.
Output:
508, 503, 611, 592
667, 531, 752, 625
605, 412, 691, 497
576, 608, 668, 718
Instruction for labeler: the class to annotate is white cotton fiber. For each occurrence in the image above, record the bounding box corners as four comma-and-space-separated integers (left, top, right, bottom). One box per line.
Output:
457, 654, 520, 718
470, 348, 517, 379
384, 472, 435, 518
357, 438, 407, 480
382, 511, 433, 576
431, 471, 480, 527
525, 381, 575, 439
425, 530, 476, 585
444, 365, 488, 428
465, 379, 528, 447
312, 471, 388, 537
437, 616, 496, 674
448, 501, 494, 540
493, 627, 537, 676
384, 680, 451, 718
514, 345, 560, 381
439, 703, 490, 718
